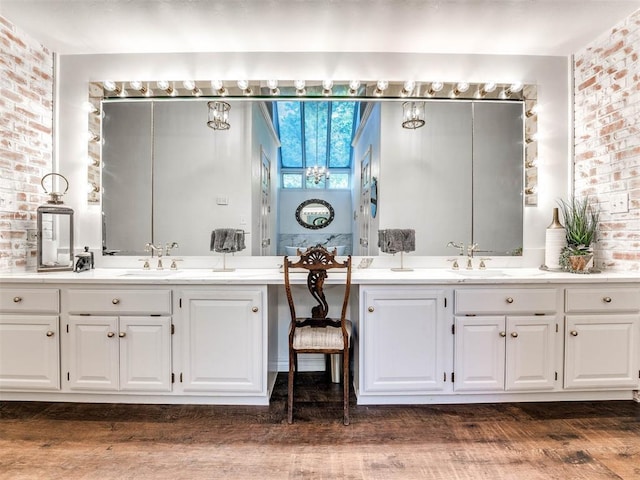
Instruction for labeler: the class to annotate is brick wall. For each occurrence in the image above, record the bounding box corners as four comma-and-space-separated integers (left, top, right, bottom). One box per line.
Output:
574, 9, 640, 271
0, 15, 54, 272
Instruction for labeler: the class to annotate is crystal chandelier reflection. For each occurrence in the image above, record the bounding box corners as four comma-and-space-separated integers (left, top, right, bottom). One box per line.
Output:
207, 101, 231, 130
402, 101, 425, 129
306, 165, 330, 184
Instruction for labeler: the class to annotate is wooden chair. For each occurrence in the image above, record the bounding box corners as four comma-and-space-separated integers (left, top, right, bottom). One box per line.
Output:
284, 245, 352, 425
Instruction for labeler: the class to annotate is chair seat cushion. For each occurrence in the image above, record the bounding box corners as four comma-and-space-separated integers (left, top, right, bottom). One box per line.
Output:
293, 320, 352, 350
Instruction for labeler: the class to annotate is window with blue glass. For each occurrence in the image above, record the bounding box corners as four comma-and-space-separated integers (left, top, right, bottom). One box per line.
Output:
275, 100, 358, 189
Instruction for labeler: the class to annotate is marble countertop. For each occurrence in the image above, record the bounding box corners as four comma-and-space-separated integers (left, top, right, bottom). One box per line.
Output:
2, 267, 639, 285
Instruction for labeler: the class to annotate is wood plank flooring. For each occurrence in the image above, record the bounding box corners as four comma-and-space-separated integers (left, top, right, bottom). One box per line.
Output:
1, 373, 640, 479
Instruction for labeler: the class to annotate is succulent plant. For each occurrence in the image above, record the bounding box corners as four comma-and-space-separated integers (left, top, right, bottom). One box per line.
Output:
558, 196, 599, 255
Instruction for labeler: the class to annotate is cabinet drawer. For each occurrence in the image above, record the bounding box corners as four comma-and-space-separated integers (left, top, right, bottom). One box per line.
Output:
66, 289, 172, 315
0, 288, 59, 313
565, 288, 640, 313
455, 288, 557, 315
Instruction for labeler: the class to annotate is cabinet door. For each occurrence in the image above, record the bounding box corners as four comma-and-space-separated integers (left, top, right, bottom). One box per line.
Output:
0, 314, 59, 390
565, 314, 640, 389
181, 290, 263, 393
68, 315, 119, 391
361, 289, 447, 393
506, 316, 556, 391
119, 316, 172, 392
454, 316, 505, 391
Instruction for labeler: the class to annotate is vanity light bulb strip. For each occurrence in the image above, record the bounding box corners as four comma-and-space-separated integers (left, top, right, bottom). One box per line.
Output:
87, 80, 538, 206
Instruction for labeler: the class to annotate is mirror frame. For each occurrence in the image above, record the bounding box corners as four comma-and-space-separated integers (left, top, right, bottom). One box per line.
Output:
295, 198, 335, 229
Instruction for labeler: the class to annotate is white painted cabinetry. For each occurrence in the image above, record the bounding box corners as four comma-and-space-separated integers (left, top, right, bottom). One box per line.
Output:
454, 288, 559, 392
64, 289, 172, 392
564, 287, 640, 390
358, 287, 450, 396
0, 288, 60, 390
177, 288, 266, 394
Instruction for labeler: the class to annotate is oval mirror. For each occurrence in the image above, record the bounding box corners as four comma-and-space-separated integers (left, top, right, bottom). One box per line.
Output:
295, 199, 334, 229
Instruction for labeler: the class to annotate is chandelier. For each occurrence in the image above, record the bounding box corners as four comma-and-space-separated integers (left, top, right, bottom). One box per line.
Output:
207, 101, 231, 130
306, 165, 329, 184
402, 101, 425, 129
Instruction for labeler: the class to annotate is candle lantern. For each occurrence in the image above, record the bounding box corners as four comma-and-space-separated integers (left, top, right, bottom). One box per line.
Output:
37, 173, 74, 272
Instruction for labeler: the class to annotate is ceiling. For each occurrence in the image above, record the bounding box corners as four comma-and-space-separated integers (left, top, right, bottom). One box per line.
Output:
1, 0, 639, 56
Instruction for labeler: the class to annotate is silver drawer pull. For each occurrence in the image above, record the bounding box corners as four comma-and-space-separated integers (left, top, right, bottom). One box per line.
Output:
13, 296, 22, 303
107, 332, 115, 338
112, 298, 120, 305
499, 331, 506, 337
570, 330, 578, 337
511, 332, 518, 338
505, 297, 514, 304
119, 332, 126, 338
603, 296, 612, 303
46, 331, 55, 337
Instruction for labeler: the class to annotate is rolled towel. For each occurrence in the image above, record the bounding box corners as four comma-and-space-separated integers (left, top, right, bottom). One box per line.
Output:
378, 229, 416, 254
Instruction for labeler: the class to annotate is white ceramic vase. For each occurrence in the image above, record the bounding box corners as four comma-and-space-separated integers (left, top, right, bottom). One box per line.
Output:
544, 207, 566, 269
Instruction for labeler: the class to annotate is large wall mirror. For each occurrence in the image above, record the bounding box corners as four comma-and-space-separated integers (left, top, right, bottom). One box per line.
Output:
98, 86, 534, 257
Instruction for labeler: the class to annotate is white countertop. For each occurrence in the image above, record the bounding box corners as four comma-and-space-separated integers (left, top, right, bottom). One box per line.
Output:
1, 267, 639, 285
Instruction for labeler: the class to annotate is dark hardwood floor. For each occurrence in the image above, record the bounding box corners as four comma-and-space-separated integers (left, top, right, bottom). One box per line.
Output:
1, 373, 640, 479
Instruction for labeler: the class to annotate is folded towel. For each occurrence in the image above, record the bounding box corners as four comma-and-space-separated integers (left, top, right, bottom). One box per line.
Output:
211, 228, 246, 253
378, 229, 416, 254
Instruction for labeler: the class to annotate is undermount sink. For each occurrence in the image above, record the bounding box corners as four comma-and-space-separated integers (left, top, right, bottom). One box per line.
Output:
120, 270, 179, 277
454, 269, 507, 277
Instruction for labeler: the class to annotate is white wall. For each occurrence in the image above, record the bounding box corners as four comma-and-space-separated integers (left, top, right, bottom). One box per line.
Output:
57, 52, 569, 266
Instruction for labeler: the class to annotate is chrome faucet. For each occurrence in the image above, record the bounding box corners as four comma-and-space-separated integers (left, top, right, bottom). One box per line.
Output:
145, 243, 162, 257
447, 241, 465, 270
447, 241, 465, 255
466, 243, 479, 269
165, 242, 179, 256
144, 243, 165, 269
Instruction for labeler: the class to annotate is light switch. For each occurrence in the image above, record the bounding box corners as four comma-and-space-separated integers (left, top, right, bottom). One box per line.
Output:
610, 193, 629, 214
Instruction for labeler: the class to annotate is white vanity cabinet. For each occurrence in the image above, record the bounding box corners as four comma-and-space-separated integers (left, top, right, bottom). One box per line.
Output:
0, 288, 60, 390
357, 287, 450, 398
564, 286, 640, 390
63, 289, 172, 392
176, 288, 266, 395
454, 288, 559, 393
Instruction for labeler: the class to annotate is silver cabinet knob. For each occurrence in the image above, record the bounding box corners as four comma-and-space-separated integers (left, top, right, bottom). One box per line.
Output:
505, 297, 514, 304
119, 332, 126, 338
570, 330, 578, 337
13, 296, 22, 303
511, 332, 518, 338
46, 331, 55, 337
107, 332, 115, 338
368, 306, 374, 313
112, 298, 120, 305
499, 331, 506, 337
252, 307, 259, 313
603, 296, 612, 303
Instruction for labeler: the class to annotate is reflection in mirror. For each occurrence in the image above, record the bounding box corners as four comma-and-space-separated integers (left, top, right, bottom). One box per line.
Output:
99, 96, 530, 257
370, 177, 378, 219
295, 199, 335, 229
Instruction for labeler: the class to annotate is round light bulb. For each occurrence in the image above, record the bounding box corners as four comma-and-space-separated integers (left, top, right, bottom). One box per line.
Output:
103, 80, 117, 92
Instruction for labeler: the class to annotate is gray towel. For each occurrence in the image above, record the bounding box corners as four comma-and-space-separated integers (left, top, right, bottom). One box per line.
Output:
378, 229, 416, 254
211, 228, 246, 253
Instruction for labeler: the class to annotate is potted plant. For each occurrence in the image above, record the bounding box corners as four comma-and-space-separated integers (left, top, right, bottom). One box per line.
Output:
558, 196, 599, 272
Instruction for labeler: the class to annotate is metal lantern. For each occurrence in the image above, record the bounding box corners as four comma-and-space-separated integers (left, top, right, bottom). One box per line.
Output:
37, 173, 74, 272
